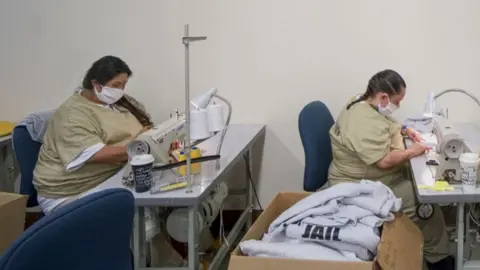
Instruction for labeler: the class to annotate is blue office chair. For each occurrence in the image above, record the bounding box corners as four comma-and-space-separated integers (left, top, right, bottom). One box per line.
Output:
298, 101, 335, 192
12, 126, 42, 207
0, 188, 135, 270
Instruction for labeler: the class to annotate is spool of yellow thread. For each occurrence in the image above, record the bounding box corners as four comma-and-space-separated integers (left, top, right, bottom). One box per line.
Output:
177, 147, 202, 176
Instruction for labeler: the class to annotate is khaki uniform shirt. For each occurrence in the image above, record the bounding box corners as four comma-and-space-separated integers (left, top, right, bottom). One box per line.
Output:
328, 95, 407, 186
34, 92, 146, 198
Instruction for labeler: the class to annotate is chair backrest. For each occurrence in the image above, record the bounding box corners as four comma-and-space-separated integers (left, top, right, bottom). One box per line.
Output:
298, 101, 335, 192
0, 188, 134, 270
12, 126, 42, 207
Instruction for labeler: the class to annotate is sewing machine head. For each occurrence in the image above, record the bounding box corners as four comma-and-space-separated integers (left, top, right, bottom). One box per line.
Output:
122, 115, 186, 181
433, 117, 468, 181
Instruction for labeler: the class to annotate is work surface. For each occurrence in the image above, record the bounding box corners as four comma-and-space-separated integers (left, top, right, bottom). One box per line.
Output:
406, 122, 480, 204
0, 135, 11, 147
97, 124, 266, 207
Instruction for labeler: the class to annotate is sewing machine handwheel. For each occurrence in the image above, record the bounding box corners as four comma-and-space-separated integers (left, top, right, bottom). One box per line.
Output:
127, 140, 150, 157
443, 139, 464, 159
416, 204, 434, 220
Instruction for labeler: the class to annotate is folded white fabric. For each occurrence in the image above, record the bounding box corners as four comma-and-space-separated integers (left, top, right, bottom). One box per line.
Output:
285, 222, 377, 260
242, 180, 402, 262
240, 238, 362, 262
268, 180, 401, 236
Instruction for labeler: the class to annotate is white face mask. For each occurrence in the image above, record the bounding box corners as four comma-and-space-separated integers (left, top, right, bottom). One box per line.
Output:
94, 85, 124, 104
377, 98, 398, 116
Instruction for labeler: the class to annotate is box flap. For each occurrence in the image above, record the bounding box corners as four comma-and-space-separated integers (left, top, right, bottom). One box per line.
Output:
0, 192, 26, 206
0, 192, 27, 255
376, 213, 423, 270
232, 192, 311, 255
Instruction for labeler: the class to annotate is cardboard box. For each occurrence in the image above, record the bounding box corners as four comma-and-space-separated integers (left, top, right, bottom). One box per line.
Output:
230, 192, 424, 270
0, 192, 27, 255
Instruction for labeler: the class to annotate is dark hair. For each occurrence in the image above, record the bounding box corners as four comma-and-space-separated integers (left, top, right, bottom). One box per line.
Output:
346, 69, 406, 110
82, 55, 152, 127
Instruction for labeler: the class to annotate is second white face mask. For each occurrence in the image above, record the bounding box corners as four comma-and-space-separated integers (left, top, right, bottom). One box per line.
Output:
377, 98, 398, 116
95, 86, 124, 104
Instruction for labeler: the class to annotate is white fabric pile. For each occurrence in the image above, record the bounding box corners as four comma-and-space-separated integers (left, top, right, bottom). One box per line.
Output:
240, 180, 402, 262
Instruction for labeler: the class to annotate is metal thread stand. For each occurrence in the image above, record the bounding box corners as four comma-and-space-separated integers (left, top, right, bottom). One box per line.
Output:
181, 25, 240, 270
434, 88, 480, 108
212, 94, 232, 170
183, 24, 207, 193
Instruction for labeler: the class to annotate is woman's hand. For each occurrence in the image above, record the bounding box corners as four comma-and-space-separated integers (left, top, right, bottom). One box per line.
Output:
409, 142, 431, 157
406, 127, 423, 143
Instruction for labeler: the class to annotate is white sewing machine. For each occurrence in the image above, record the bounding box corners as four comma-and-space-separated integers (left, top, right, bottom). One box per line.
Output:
432, 116, 469, 182
123, 114, 186, 180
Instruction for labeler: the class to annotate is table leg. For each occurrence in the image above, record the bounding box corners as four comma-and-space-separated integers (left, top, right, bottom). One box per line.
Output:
245, 149, 253, 229
457, 203, 465, 270
133, 207, 147, 269
466, 204, 472, 260
188, 205, 199, 270
0, 142, 15, 192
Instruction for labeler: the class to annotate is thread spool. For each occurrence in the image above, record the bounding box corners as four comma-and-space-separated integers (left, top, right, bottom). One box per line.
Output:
206, 104, 226, 132
460, 153, 479, 192
190, 109, 211, 140
178, 147, 202, 176
127, 140, 150, 159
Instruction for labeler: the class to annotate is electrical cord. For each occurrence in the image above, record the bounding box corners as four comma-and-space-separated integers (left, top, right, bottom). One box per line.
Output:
244, 154, 263, 211
469, 204, 480, 227
219, 203, 229, 247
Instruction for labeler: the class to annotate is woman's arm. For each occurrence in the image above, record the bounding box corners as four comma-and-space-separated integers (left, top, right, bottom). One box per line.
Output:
376, 149, 415, 169
376, 142, 430, 169
89, 145, 129, 164
88, 125, 153, 164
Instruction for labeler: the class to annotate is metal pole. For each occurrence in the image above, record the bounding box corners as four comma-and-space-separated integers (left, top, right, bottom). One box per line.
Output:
187, 205, 199, 269
184, 24, 193, 193
182, 25, 207, 193
457, 203, 465, 270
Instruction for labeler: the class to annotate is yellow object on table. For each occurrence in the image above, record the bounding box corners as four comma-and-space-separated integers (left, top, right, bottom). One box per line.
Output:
177, 147, 202, 176
418, 181, 455, 191
150, 180, 188, 194
0, 121, 15, 137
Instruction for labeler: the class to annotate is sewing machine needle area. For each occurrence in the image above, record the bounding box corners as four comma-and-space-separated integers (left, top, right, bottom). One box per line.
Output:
406, 119, 480, 197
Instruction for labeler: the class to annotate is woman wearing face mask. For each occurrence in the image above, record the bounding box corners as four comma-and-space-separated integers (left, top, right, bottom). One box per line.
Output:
33, 55, 153, 214
328, 69, 454, 270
